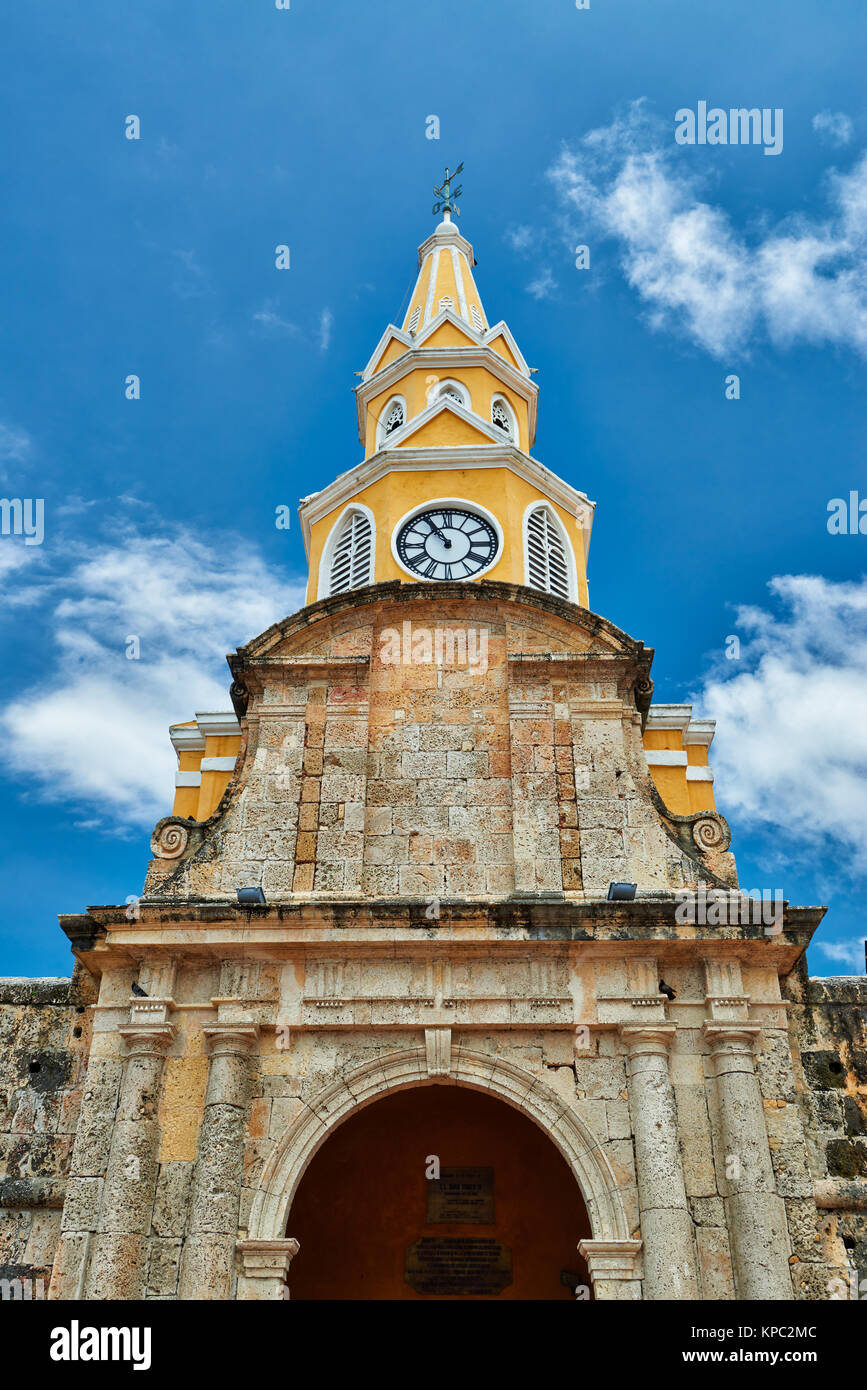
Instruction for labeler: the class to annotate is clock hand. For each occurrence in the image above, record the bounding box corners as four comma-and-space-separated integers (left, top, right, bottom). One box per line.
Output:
426, 519, 452, 548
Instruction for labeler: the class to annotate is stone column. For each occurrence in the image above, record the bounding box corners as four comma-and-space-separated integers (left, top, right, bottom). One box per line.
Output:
178, 1023, 259, 1300
619, 1024, 700, 1299
577, 1239, 643, 1300
236, 1239, 300, 1299
704, 1022, 792, 1299
84, 1022, 175, 1300
508, 687, 562, 893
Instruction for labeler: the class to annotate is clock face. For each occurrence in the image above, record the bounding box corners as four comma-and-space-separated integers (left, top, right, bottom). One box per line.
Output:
395, 505, 499, 580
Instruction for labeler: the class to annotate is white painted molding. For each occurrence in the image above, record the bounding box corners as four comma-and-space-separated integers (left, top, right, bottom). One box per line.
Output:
683, 720, 716, 747
355, 338, 538, 445
174, 771, 202, 788
450, 246, 470, 322
169, 725, 206, 753
644, 704, 693, 732
299, 445, 595, 558
645, 704, 715, 749
195, 712, 242, 738
685, 766, 714, 783
379, 394, 506, 451
423, 247, 441, 327
428, 377, 471, 410
416, 223, 476, 268
644, 750, 688, 767
200, 757, 238, 773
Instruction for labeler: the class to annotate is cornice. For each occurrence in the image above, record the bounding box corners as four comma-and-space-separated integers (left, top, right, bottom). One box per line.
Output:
416, 224, 476, 267
298, 446, 595, 556
361, 312, 530, 384
355, 342, 538, 445
68, 898, 826, 976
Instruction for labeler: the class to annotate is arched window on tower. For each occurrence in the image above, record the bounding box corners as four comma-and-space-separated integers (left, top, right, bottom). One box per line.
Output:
491, 395, 517, 442
524, 503, 576, 602
377, 396, 405, 446
320, 506, 375, 598
429, 379, 470, 410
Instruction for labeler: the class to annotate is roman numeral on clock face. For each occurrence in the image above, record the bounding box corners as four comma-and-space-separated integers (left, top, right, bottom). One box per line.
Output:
397, 507, 499, 578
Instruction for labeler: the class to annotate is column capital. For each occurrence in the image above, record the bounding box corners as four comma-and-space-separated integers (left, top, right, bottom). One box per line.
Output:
578, 1239, 643, 1285
618, 1022, 677, 1056
118, 1023, 175, 1057
702, 1021, 762, 1055
236, 1239, 300, 1300
203, 1023, 260, 1057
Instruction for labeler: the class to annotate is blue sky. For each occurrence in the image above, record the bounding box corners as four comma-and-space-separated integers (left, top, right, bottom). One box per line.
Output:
1, 0, 865, 976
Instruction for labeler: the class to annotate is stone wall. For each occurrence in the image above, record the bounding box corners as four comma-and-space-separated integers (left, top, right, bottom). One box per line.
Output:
0, 966, 96, 1297
145, 584, 735, 905
785, 964, 867, 1299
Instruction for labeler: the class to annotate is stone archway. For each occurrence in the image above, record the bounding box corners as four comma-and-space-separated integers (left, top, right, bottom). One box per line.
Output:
239, 1045, 642, 1299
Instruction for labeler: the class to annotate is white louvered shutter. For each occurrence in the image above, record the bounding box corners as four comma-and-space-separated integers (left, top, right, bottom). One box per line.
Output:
328, 511, 373, 595
526, 507, 571, 600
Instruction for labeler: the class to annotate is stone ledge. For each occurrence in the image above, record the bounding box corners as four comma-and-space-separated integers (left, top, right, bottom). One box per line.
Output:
0, 1177, 67, 1210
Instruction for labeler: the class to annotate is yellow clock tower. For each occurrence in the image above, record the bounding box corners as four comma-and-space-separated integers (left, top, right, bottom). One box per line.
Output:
300, 194, 592, 607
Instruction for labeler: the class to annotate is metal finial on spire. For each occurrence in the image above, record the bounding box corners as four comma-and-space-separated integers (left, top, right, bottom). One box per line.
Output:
432, 163, 464, 220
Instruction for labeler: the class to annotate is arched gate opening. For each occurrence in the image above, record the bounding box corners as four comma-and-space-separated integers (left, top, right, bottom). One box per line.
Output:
286, 1084, 592, 1300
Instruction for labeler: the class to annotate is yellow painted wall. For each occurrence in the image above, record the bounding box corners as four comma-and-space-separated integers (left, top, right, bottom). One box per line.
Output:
372, 336, 410, 373
306, 466, 588, 606
400, 250, 487, 336
642, 729, 716, 815
489, 334, 520, 370
170, 734, 241, 821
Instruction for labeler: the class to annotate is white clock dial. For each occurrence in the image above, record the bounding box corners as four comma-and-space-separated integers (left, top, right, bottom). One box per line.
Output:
395, 506, 499, 580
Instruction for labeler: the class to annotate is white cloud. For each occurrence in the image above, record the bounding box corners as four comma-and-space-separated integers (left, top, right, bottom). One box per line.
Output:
813, 111, 854, 147
526, 267, 558, 300
319, 307, 333, 352
696, 575, 867, 871
252, 300, 299, 336
0, 541, 46, 598
171, 248, 211, 300
548, 102, 867, 357
505, 224, 534, 254
814, 939, 865, 975
1, 528, 305, 829
0, 422, 32, 465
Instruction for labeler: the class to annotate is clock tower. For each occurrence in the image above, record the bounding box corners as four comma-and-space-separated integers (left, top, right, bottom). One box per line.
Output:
27, 178, 852, 1310
301, 198, 592, 607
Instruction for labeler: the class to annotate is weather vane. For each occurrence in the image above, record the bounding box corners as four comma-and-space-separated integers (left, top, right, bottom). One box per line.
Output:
432, 163, 464, 218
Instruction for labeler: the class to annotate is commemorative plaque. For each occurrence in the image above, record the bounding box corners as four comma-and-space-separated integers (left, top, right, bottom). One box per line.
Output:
405, 1238, 513, 1296
426, 1166, 495, 1224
